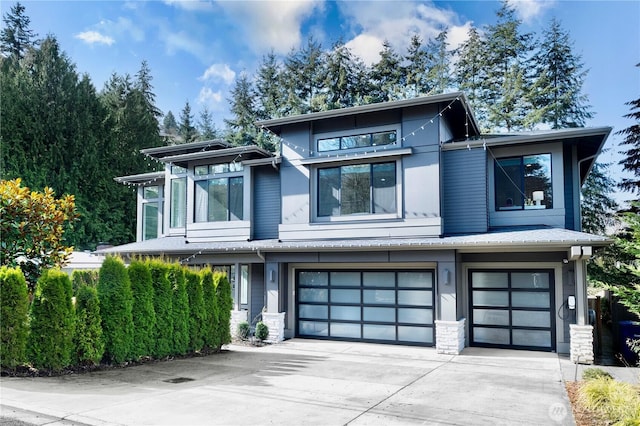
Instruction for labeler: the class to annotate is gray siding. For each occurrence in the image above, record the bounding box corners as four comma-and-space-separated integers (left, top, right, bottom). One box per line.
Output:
442, 149, 488, 234
251, 263, 265, 324
253, 166, 281, 240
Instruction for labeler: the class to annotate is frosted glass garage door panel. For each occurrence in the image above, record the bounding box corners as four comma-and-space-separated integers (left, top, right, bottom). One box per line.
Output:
299, 271, 328, 286
299, 321, 328, 336
398, 326, 433, 343
512, 329, 551, 347
397, 272, 433, 288
398, 308, 432, 324
512, 272, 549, 289
472, 291, 509, 307
298, 304, 328, 319
471, 272, 508, 288
363, 290, 395, 304
330, 323, 361, 338
330, 306, 360, 321
363, 272, 395, 287
512, 310, 550, 327
363, 307, 395, 322
473, 309, 509, 326
363, 324, 395, 340
330, 272, 360, 286
473, 327, 510, 345
512, 292, 549, 308
299, 288, 328, 303
398, 290, 432, 306
331, 289, 361, 303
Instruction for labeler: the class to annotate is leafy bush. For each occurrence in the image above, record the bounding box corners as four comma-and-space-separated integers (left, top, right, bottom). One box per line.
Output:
200, 268, 218, 350
149, 260, 173, 358
185, 269, 205, 352
214, 271, 233, 348
255, 321, 269, 341
582, 368, 613, 381
128, 260, 156, 359
578, 376, 640, 424
237, 321, 250, 340
27, 269, 75, 370
168, 263, 189, 356
97, 256, 134, 364
73, 284, 104, 365
0, 266, 29, 368
71, 269, 98, 295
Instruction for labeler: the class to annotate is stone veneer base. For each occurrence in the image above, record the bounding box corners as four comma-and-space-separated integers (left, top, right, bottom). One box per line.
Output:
570, 324, 594, 364
261, 312, 286, 343
435, 319, 466, 355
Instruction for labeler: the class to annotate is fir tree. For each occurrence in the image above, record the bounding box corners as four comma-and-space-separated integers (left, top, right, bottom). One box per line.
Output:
178, 100, 197, 144
255, 51, 283, 120
454, 25, 488, 128
163, 110, 178, 137
0, 2, 38, 59
403, 34, 430, 98
581, 161, 618, 235
618, 64, 640, 198
224, 73, 257, 146
324, 40, 362, 109
370, 40, 403, 102
425, 30, 452, 95
197, 107, 218, 141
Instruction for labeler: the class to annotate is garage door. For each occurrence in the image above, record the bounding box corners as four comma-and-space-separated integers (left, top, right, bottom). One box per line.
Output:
469, 270, 555, 351
296, 270, 434, 345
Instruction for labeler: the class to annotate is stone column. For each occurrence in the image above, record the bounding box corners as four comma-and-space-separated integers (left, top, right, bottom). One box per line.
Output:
570, 324, 594, 364
230, 310, 248, 340
435, 318, 465, 355
261, 312, 285, 343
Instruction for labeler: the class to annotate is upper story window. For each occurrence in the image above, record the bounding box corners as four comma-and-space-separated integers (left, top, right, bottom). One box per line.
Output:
318, 130, 397, 152
194, 162, 244, 222
495, 153, 552, 211
142, 185, 163, 240
170, 167, 187, 228
318, 161, 396, 217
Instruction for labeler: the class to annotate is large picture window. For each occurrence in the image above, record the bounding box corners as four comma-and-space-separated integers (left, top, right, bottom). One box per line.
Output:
318, 162, 396, 217
195, 177, 243, 222
495, 154, 552, 211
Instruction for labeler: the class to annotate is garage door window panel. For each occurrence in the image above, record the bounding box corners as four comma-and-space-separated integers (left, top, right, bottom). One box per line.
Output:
399, 326, 433, 344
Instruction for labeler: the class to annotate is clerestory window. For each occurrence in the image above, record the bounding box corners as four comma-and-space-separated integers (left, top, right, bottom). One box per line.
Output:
318, 130, 397, 152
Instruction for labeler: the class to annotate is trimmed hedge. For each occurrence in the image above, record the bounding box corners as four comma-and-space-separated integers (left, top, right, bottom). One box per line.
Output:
215, 271, 233, 348
169, 264, 189, 355
128, 260, 156, 358
148, 260, 173, 358
185, 269, 205, 352
71, 269, 98, 295
74, 284, 105, 365
0, 266, 30, 368
97, 256, 134, 364
200, 268, 218, 350
27, 269, 75, 370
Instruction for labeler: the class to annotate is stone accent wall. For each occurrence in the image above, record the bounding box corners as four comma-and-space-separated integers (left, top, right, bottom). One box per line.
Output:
261, 312, 285, 343
570, 324, 594, 364
435, 319, 466, 355
230, 310, 248, 340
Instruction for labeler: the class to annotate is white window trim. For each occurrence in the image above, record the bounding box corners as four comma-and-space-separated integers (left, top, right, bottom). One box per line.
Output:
138, 184, 164, 241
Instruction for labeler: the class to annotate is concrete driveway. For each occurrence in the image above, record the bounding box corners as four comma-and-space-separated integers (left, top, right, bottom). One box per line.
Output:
1, 339, 573, 425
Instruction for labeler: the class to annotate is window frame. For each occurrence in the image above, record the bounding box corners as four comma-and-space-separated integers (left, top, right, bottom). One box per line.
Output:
494, 153, 553, 212
140, 184, 164, 241
314, 124, 401, 154
193, 162, 245, 223
169, 167, 187, 230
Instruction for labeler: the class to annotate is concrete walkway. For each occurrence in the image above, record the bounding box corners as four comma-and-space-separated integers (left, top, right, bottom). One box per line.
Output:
1, 340, 575, 425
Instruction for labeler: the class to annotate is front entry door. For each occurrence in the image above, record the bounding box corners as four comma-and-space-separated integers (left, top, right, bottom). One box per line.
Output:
469, 270, 555, 351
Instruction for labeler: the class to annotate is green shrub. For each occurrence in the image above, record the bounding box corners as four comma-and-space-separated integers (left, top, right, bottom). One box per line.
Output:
149, 260, 173, 358
200, 268, 218, 350
0, 266, 30, 368
73, 284, 104, 365
27, 269, 75, 370
578, 376, 640, 424
214, 271, 233, 348
71, 269, 98, 295
97, 256, 134, 364
255, 321, 269, 341
185, 269, 205, 352
237, 321, 250, 340
168, 264, 189, 356
582, 367, 613, 381
128, 260, 156, 358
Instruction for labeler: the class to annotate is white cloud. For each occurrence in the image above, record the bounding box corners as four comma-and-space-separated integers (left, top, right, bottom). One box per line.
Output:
164, 0, 215, 12
216, 0, 323, 54
198, 86, 224, 110
345, 34, 383, 66
99, 17, 145, 43
508, 0, 555, 23
163, 30, 206, 57
200, 63, 236, 85
74, 31, 115, 46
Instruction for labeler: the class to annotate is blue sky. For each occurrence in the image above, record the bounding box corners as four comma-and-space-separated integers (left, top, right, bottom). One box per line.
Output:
4, 0, 639, 202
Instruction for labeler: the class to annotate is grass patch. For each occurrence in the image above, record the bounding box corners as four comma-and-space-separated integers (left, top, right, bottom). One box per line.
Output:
577, 377, 640, 425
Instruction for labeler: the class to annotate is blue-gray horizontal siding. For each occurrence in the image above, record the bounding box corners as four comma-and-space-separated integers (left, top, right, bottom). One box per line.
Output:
442, 149, 488, 234
251, 263, 265, 324
253, 167, 281, 240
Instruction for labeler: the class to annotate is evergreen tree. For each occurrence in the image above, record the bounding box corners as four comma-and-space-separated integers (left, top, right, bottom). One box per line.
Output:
255, 50, 283, 120
197, 107, 218, 141
73, 284, 105, 366
148, 260, 173, 358
281, 36, 326, 114
128, 260, 156, 358
527, 18, 592, 129
185, 269, 205, 352
404, 34, 430, 98
581, 161, 618, 234
425, 30, 452, 95
618, 64, 640, 198
168, 264, 189, 355
454, 25, 488, 128
162, 110, 178, 139
483, 1, 532, 131
0, 2, 38, 59
178, 100, 197, 144
370, 40, 403, 102
224, 73, 257, 146
200, 268, 218, 350
324, 39, 362, 109
0, 266, 29, 369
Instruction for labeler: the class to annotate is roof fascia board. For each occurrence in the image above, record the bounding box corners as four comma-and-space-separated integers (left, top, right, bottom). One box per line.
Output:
141, 140, 231, 158
114, 171, 165, 184
157, 146, 274, 164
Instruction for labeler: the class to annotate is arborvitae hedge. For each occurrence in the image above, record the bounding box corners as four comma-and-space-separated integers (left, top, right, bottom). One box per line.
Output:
148, 260, 173, 358
185, 269, 205, 352
97, 256, 134, 364
0, 266, 30, 368
128, 260, 156, 358
71, 269, 98, 295
74, 284, 105, 365
27, 269, 75, 370
200, 268, 218, 350
168, 264, 189, 356
214, 271, 233, 349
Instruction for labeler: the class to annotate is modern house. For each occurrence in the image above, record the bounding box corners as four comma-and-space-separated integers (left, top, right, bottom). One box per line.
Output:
101, 92, 611, 363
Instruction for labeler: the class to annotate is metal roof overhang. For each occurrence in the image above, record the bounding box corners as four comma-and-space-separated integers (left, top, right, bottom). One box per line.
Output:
114, 171, 165, 184
141, 140, 232, 158
157, 145, 275, 167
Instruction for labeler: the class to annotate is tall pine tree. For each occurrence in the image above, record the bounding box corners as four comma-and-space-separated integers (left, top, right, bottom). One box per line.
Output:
618, 63, 640, 198
224, 73, 258, 147
178, 100, 197, 144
